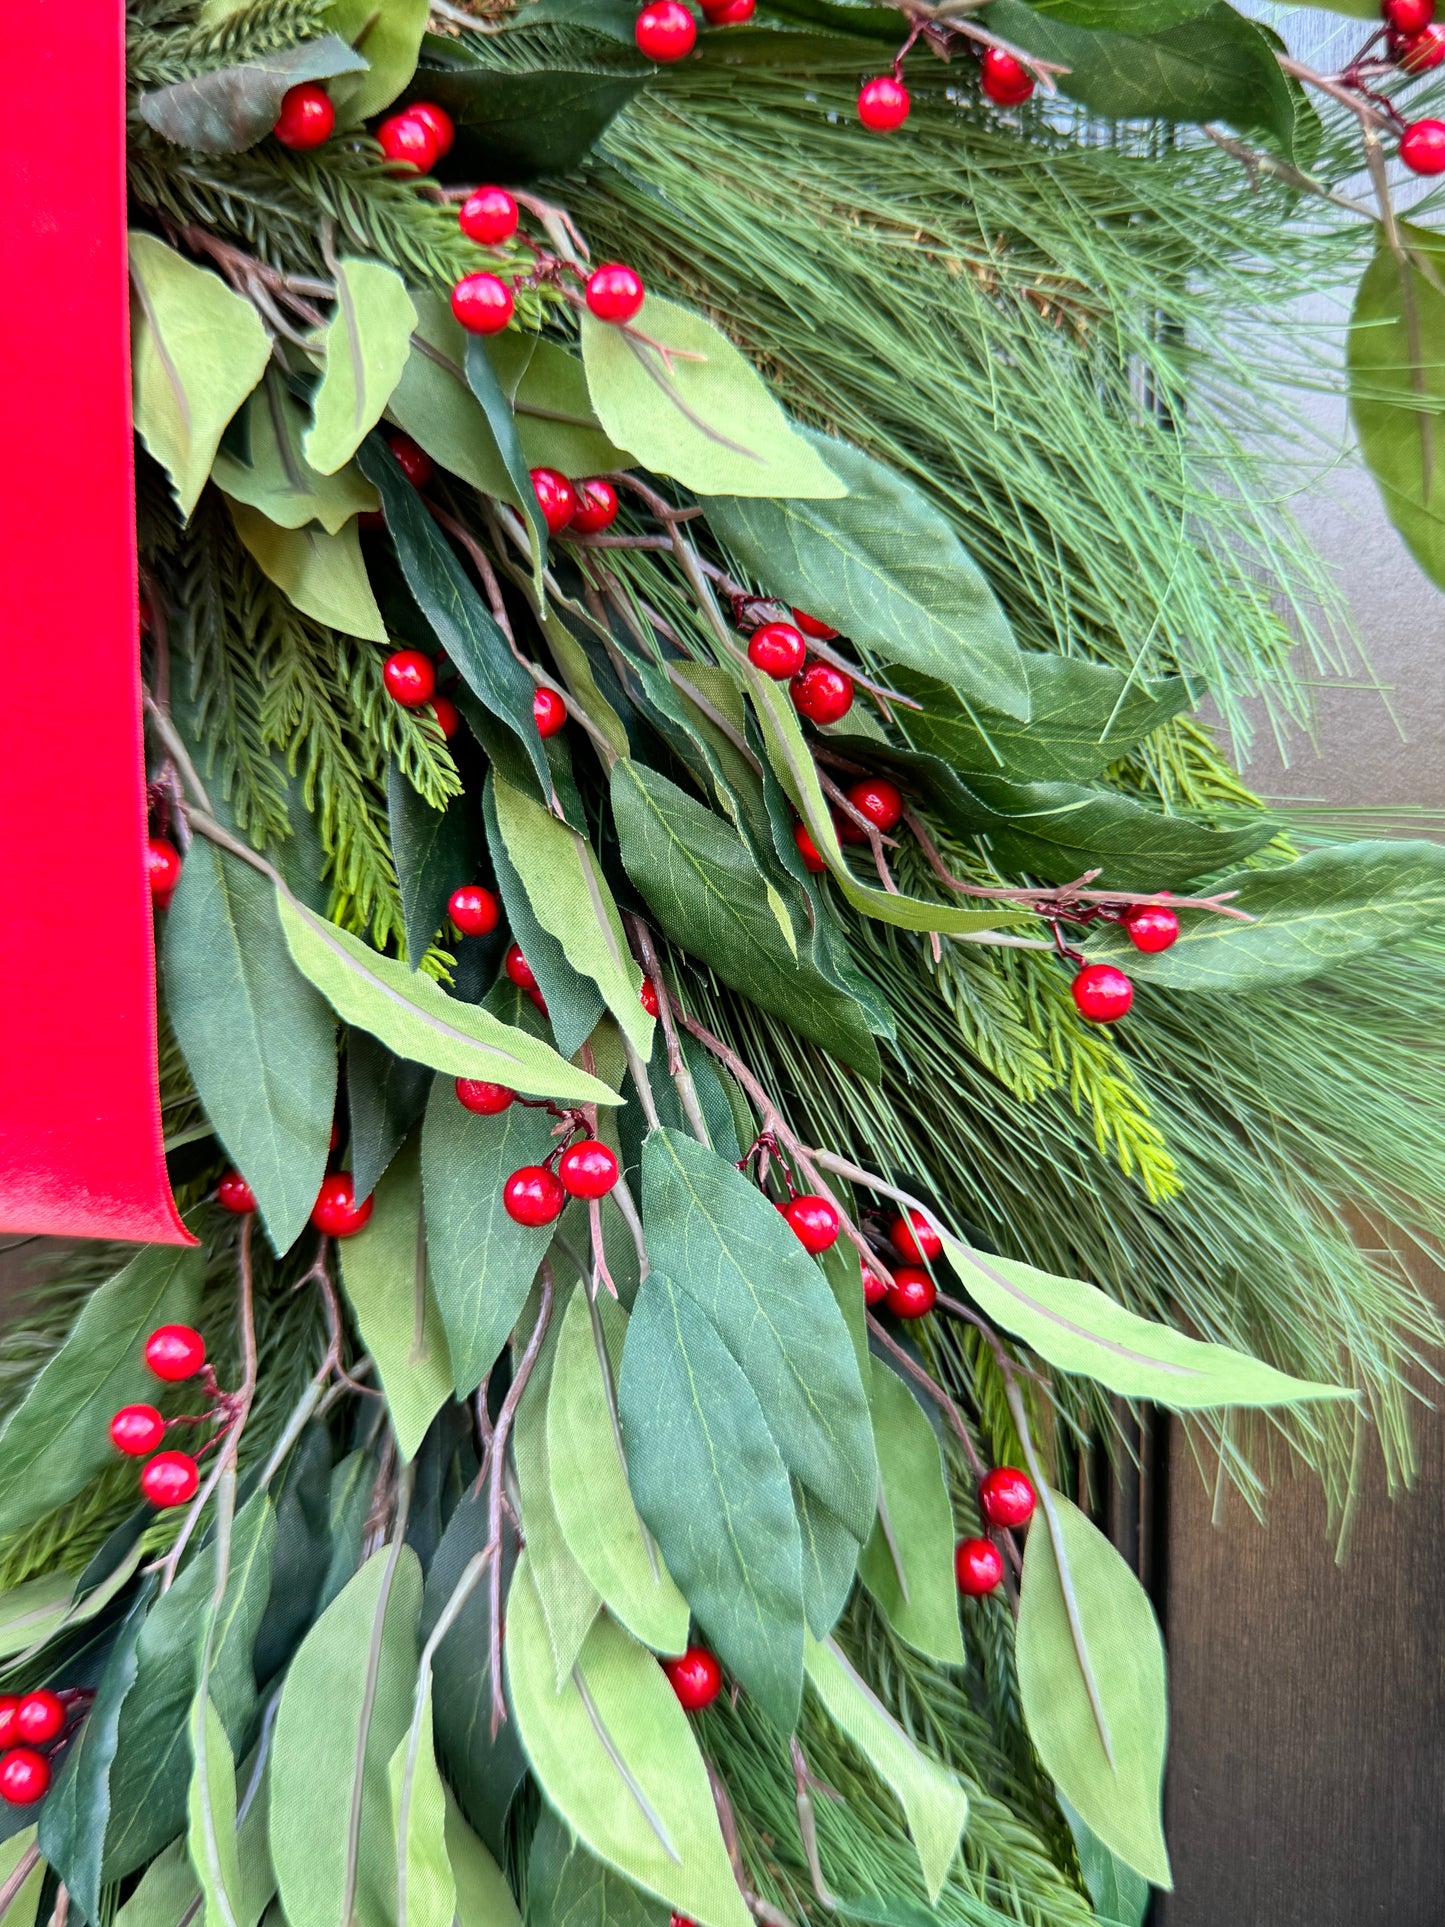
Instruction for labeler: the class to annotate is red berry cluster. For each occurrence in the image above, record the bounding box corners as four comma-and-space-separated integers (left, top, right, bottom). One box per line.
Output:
736, 1130, 842, 1253
857, 41, 1038, 134
528, 467, 621, 540
956, 1465, 1037, 1597
861, 1209, 942, 1319
1067, 898, 1179, 1025
501, 1116, 620, 1228
0, 1689, 92, 1805
107, 1324, 231, 1510
378, 100, 456, 173
744, 608, 856, 729
377, 644, 460, 741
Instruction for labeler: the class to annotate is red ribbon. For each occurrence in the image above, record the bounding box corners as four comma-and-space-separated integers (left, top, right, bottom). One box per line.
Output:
0, 1, 191, 1243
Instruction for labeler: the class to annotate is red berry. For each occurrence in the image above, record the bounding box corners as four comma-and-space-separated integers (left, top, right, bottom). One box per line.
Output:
310, 1173, 374, 1237
791, 661, 854, 726
703, 0, 754, 22
1386, 0, 1433, 31
430, 695, 460, 740
1124, 902, 1179, 953
640, 976, 660, 1017
406, 101, 455, 158
383, 649, 437, 708
1401, 117, 1445, 171
145, 1325, 205, 1381
0, 1703, 19, 1750
387, 433, 433, 488
888, 1208, 942, 1263
503, 1165, 566, 1227
216, 1170, 256, 1214
504, 943, 537, 991
15, 1692, 64, 1746
979, 1466, 1036, 1529
451, 272, 515, 335
585, 262, 647, 324
140, 1451, 200, 1508
858, 75, 910, 132
378, 111, 439, 171
863, 1268, 889, 1306
747, 622, 807, 679
455, 1078, 517, 1115
528, 985, 550, 1017
955, 1537, 1004, 1596
534, 686, 568, 737
111, 1404, 166, 1457
449, 884, 500, 937
980, 47, 1035, 105
885, 1266, 936, 1320
0, 1750, 50, 1806
779, 1194, 840, 1253
662, 1646, 722, 1710
147, 837, 182, 906
569, 477, 620, 534
791, 607, 839, 641
459, 186, 519, 246
845, 777, 904, 833
635, 0, 697, 58
670, 1917, 697, 1927
530, 467, 577, 534
794, 822, 826, 874
1071, 963, 1133, 1024
559, 1139, 620, 1199
273, 82, 335, 150
1399, 22, 1445, 65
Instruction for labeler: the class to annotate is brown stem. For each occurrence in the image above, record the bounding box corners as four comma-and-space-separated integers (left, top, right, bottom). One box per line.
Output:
627, 917, 712, 1146
487, 1261, 556, 1734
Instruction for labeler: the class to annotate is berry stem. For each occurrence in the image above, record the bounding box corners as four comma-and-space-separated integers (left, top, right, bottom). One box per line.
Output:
626, 916, 713, 1148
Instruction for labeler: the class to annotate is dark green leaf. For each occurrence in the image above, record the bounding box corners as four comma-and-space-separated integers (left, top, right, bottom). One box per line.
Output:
499, 0, 639, 39
527, 1808, 670, 1927
349, 1031, 434, 1205
407, 59, 649, 180
1061, 1797, 1150, 1927
252, 1425, 334, 1687
136, 36, 369, 153
464, 338, 550, 590
793, 1486, 860, 1641
618, 1270, 806, 1730
320, 1450, 380, 1613
388, 760, 478, 971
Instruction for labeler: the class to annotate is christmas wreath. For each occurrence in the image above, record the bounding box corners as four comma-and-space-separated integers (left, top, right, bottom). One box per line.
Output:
0, 0, 1443, 1923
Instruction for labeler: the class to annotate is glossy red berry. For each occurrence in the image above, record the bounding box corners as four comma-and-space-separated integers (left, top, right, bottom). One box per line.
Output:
407, 101, 455, 158
273, 82, 335, 149
387, 433, 433, 488
863, 1268, 889, 1306
669, 1916, 697, 1927
1386, 0, 1434, 31
503, 1165, 566, 1227
791, 607, 839, 641
570, 477, 620, 534
0, 1703, 19, 1750
640, 976, 660, 1017
559, 1139, 620, 1199
663, 1646, 722, 1710
534, 686, 568, 737
888, 1208, 942, 1264
886, 1265, 936, 1320
780, 1194, 840, 1253
1071, 962, 1133, 1024
1401, 117, 1445, 171
383, 649, 437, 708
504, 943, 537, 990
747, 621, 807, 679
430, 694, 460, 740
145, 1324, 205, 1381
980, 47, 1035, 105
842, 777, 904, 839
791, 661, 854, 726
455, 1078, 516, 1115
979, 1466, 1036, 1529
141, 1451, 200, 1508
15, 1692, 65, 1746
147, 837, 182, 906
703, 0, 754, 22
449, 884, 500, 937
1124, 902, 1179, 953
635, 0, 697, 59
955, 1537, 1004, 1596
451, 272, 515, 335
530, 467, 577, 534
110, 1404, 166, 1457
858, 75, 910, 132
216, 1170, 256, 1214
794, 822, 826, 874
378, 111, 439, 171
460, 186, 519, 246
0, 1750, 51, 1806
310, 1173, 374, 1237
585, 262, 647, 324
1399, 21, 1445, 65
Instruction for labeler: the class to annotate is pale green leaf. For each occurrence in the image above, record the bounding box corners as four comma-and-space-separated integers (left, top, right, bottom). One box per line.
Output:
444, 1794, 520, 1927
227, 500, 387, 640
0, 1829, 46, 1927
485, 335, 635, 477
213, 385, 379, 533
386, 290, 517, 501
307, 261, 418, 475
0, 1572, 74, 1659
389, 1683, 456, 1927
188, 1695, 243, 1927
326, 0, 429, 123
857, 1361, 964, 1666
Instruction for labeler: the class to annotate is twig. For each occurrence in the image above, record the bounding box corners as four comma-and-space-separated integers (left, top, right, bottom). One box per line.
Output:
627, 917, 712, 1146
487, 1261, 556, 1734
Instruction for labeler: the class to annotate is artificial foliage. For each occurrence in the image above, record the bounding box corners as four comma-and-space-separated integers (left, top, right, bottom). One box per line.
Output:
6, 0, 1445, 1921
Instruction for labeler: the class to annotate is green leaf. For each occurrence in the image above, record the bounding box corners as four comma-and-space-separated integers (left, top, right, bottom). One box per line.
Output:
165, 836, 337, 1254
618, 1270, 805, 1731
547, 1288, 690, 1655
388, 761, 477, 970
856, 1361, 964, 1666
129, 231, 270, 518
1089, 840, 1445, 989
463, 338, 549, 590
253, 1425, 335, 1685
443, 1794, 519, 1927
115, 1839, 204, 1927
0, 1572, 75, 1658
492, 773, 655, 1060
892, 660, 1192, 784
275, 888, 617, 1102
581, 295, 844, 499
188, 1695, 244, 1927
227, 500, 387, 639
485, 336, 636, 478
1015, 1495, 1170, 1887
793, 1486, 860, 1641
0, 1245, 201, 1537
704, 436, 1026, 719
385, 290, 516, 500
1025, 0, 1213, 29
389, 1682, 456, 1927
505, 1556, 751, 1927
136, 35, 369, 152
527, 1808, 669, 1927
306, 261, 418, 476
803, 1634, 967, 1902
326, 0, 429, 123
0, 1830, 46, 1927
611, 760, 880, 1077
349, 1032, 434, 1204
1061, 1798, 1150, 1927
270, 1543, 423, 1927
401, 54, 647, 179
641, 1127, 876, 1541
339, 1140, 454, 1459
940, 1230, 1351, 1409
213, 384, 379, 533
483, 779, 604, 1061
